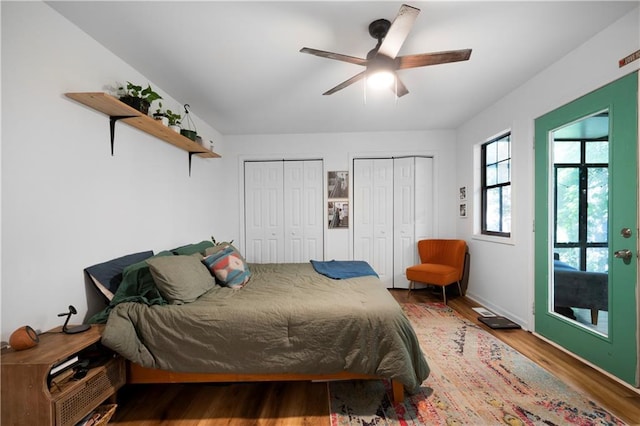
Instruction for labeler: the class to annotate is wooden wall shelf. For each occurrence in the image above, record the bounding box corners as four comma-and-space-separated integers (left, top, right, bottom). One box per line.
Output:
65, 92, 220, 174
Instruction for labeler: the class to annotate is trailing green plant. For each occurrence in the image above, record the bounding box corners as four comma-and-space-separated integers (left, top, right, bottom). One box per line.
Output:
165, 109, 182, 126
119, 81, 162, 103
117, 81, 162, 115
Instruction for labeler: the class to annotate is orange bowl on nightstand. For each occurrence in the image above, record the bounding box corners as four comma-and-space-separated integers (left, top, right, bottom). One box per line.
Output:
9, 325, 39, 350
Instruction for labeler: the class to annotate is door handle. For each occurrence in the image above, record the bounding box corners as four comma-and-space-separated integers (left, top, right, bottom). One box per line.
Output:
614, 249, 633, 264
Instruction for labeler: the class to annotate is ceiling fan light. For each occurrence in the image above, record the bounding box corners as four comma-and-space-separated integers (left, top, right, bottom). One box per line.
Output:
367, 70, 395, 90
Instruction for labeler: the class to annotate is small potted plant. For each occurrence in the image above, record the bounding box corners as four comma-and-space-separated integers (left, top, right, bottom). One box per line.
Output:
153, 102, 169, 126
166, 110, 182, 133
117, 81, 162, 115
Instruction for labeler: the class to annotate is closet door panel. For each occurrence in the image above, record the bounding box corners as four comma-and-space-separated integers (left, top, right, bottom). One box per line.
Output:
415, 157, 434, 240
244, 163, 265, 262
244, 161, 284, 263
393, 157, 415, 289
284, 162, 304, 262
302, 160, 324, 261
353, 160, 375, 272
284, 160, 323, 262
354, 159, 393, 287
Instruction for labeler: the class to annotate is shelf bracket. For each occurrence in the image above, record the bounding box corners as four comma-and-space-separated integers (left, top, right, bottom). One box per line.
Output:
188, 152, 199, 176
109, 115, 137, 156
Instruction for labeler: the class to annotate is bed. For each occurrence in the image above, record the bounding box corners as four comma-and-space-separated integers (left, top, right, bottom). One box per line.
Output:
86, 241, 430, 403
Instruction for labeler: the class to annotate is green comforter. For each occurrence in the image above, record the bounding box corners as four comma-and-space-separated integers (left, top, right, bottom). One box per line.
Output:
101, 263, 430, 392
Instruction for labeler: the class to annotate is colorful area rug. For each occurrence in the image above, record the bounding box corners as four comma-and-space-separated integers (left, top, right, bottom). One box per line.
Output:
329, 302, 625, 425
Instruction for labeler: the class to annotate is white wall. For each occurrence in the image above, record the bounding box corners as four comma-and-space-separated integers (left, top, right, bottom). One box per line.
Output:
1, 2, 226, 341
0, 3, 459, 342
456, 7, 640, 329
218, 131, 458, 261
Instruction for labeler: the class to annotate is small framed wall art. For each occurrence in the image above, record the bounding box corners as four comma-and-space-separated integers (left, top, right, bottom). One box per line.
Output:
459, 186, 467, 201
328, 171, 348, 199
459, 203, 467, 218
328, 200, 349, 229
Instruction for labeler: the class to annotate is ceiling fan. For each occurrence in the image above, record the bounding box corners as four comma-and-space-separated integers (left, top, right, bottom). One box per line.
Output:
300, 4, 472, 97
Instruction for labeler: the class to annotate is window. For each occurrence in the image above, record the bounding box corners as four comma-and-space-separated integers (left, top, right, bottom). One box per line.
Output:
552, 114, 609, 272
481, 133, 511, 237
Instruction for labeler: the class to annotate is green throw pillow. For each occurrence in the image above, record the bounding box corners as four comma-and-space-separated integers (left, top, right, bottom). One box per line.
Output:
117, 250, 174, 301
88, 250, 173, 324
147, 255, 215, 304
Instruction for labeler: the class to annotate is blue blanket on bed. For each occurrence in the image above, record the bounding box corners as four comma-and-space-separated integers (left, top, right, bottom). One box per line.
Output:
310, 260, 379, 279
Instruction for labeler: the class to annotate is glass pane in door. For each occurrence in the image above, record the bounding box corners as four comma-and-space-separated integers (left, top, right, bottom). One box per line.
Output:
587, 167, 608, 244
551, 112, 609, 335
555, 167, 579, 244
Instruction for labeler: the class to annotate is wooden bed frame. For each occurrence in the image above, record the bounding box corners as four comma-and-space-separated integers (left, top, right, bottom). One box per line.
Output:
127, 361, 405, 403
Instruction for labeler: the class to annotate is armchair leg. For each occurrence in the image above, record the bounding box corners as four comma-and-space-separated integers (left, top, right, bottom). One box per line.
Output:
457, 281, 463, 297
442, 286, 447, 304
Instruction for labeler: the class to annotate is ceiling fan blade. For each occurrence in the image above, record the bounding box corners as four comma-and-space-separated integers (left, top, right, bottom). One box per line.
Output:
377, 4, 420, 59
393, 75, 409, 97
396, 49, 472, 69
323, 71, 366, 95
300, 47, 367, 66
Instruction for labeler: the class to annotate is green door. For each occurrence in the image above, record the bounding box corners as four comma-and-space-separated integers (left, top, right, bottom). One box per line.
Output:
534, 72, 638, 386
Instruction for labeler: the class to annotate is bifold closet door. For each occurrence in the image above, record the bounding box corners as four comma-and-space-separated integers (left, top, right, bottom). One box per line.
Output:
393, 157, 434, 289
245, 160, 324, 264
393, 157, 415, 289
414, 156, 434, 242
353, 157, 434, 289
353, 159, 394, 287
283, 160, 324, 262
244, 161, 285, 263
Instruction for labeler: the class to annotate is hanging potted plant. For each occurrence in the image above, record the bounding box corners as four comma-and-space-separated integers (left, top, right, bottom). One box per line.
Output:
179, 104, 198, 141
166, 110, 182, 133
117, 81, 162, 115
153, 102, 169, 126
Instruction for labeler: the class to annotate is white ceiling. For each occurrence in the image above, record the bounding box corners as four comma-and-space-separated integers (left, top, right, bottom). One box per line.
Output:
48, 1, 638, 135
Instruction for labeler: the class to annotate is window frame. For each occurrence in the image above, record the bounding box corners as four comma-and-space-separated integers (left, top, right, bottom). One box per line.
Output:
481, 132, 512, 238
553, 137, 609, 272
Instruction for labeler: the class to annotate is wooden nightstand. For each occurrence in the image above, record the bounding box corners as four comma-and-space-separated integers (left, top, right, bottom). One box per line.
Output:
1, 324, 125, 426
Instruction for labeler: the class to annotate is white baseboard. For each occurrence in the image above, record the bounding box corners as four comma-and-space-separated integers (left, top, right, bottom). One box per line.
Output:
464, 291, 529, 331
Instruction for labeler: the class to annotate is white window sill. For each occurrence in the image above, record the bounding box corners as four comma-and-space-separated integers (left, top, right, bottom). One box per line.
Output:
472, 233, 515, 246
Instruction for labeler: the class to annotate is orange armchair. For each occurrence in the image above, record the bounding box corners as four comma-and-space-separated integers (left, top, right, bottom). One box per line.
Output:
406, 239, 467, 304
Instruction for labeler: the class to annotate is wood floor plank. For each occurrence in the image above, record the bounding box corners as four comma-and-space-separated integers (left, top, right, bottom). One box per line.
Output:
111, 382, 329, 426
109, 290, 640, 425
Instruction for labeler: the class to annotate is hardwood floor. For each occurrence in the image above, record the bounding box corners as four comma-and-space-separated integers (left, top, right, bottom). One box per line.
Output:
111, 380, 329, 426
110, 290, 640, 425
